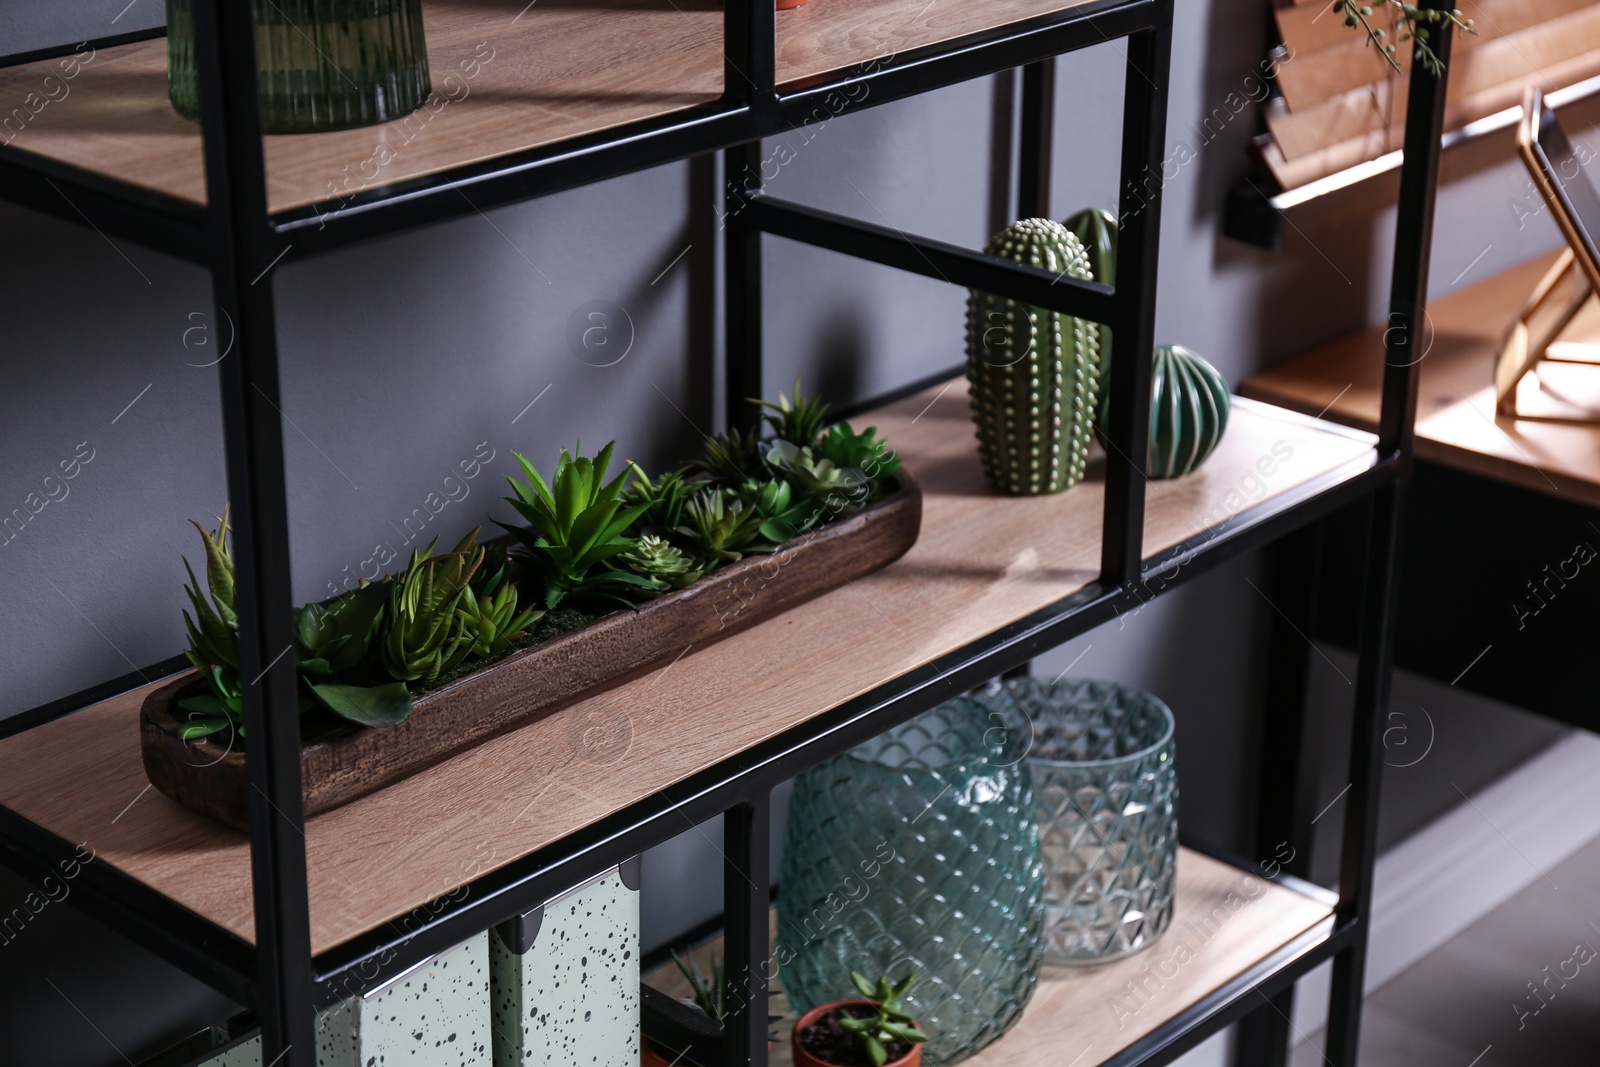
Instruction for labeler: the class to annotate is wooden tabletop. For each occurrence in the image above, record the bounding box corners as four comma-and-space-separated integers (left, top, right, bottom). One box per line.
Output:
0, 382, 1374, 954
647, 848, 1336, 1067
1243, 251, 1600, 509
0, 0, 1092, 215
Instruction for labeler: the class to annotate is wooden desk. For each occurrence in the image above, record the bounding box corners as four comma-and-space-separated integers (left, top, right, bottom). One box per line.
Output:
1245, 251, 1600, 731
1243, 251, 1600, 508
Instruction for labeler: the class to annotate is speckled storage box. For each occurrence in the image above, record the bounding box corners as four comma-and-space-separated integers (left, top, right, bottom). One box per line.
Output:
191, 932, 491, 1066
490, 859, 640, 1066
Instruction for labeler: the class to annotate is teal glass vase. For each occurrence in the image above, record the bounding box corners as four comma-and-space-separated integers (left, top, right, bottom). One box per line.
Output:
778, 703, 1042, 1065
166, 0, 431, 134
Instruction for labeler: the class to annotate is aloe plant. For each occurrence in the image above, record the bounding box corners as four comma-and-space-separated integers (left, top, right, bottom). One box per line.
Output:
671, 952, 782, 1042
500, 442, 656, 610
457, 572, 543, 657
839, 973, 928, 1067
174, 509, 246, 741
379, 529, 483, 692
180, 506, 238, 675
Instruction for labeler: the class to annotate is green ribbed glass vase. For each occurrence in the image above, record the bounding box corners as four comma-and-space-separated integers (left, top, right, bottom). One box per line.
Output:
778, 703, 1043, 1065
167, 0, 431, 134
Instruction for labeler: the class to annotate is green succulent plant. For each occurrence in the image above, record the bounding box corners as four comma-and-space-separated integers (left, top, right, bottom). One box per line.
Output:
379, 529, 483, 693
736, 476, 818, 544
295, 582, 386, 680
290, 580, 414, 727
755, 379, 831, 448
180, 506, 239, 675
616, 534, 703, 592
174, 664, 245, 741
500, 442, 657, 610
764, 439, 870, 511
818, 422, 901, 482
624, 463, 702, 532
670, 951, 783, 1041
457, 578, 543, 657
680, 490, 771, 563
697, 425, 765, 485
839, 973, 928, 1067
471, 541, 513, 597
673, 950, 727, 1023
174, 509, 247, 742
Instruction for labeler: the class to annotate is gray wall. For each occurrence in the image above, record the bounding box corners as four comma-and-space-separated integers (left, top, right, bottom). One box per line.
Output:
0, 0, 1578, 1062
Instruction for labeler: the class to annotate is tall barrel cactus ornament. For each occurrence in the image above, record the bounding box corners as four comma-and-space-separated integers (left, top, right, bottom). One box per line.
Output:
1064, 207, 1117, 386
965, 219, 1103, 496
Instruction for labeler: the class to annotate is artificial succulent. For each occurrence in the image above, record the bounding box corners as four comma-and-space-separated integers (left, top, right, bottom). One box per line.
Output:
757, 379, 831, 448
457, 573, 543, 658
175, 509, 245, 740
167, 385, 905, 744
736, 476, 818, 544
697, 425, 765, 485
838, 973, 928, 1067
500, 442, 656, 610
680, 490, 772, 563
616, 534, 703, 593
379, 529, 483, 691
180, 506, 239, 675
818, 422, 901, 482
764, 439, 870, 510
624, 464, 702, 533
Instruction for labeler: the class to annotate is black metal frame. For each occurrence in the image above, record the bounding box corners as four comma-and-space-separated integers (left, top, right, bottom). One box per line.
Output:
0, 0, 1457, 1063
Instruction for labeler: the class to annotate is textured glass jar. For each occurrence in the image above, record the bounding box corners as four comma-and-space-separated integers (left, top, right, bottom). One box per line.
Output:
779, 702, 1042, 1066
167, 0, 431, 134
976, 677, 1178, 964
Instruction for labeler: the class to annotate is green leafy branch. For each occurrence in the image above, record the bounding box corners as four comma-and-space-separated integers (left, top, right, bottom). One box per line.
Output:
1334, 1, 1475, 75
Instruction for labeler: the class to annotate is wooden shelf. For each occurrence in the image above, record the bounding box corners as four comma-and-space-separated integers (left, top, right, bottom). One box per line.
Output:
0, 0, 1091, 215
1242, 250, 1600, 509
0, 381, 1374, 954
646, 848, 1336, 1067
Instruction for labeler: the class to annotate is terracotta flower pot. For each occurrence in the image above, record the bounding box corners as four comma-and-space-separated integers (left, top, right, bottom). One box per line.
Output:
792, 1001, 923, 1067
777, 0, 809, 8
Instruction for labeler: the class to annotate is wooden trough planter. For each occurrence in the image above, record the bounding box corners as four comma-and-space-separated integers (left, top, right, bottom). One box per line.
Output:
140, 475, 922, 829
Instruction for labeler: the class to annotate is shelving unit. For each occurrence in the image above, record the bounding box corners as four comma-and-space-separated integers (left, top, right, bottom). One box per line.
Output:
0, 1, 1457, 1065
647, 848, 1340, 1067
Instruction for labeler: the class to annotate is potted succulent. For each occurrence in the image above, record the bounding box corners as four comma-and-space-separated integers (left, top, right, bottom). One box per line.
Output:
141, 383, 923, 828
642, 952, 779, 1067
793, 973, 928, 1067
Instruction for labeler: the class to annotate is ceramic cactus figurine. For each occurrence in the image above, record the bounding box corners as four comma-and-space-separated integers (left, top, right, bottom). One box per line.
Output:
965, 218, 1103, 496
1063, 207, 1117, 384
1146, 344, 1230, 478
1063, 207, 1117, 287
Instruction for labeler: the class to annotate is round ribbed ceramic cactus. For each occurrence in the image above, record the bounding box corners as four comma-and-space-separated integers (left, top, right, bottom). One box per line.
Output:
1146, 344, 1230, 478
965, 219, 1103, 496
